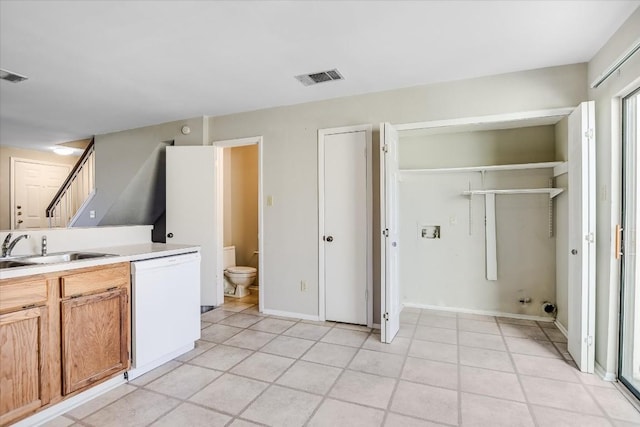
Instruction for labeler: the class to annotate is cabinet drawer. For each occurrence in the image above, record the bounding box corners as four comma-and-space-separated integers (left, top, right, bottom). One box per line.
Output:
60, 263, 129, 298
0, 277, 48, 314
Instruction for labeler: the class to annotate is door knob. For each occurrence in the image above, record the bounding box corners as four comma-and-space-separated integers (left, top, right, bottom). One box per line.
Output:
167, 233, 174, 238
325, 236, 334, 242
571, 249, 578, 255
17, 220, 23, 224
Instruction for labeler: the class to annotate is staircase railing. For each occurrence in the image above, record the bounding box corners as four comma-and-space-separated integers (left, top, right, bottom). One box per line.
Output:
46, 138, 96, 227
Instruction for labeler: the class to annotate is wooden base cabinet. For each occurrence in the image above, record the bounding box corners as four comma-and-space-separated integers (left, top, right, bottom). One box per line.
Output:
61, 288, 129, 394
0, 306, 49, 426
0, 274, 50, 427
0, 262, 130, 426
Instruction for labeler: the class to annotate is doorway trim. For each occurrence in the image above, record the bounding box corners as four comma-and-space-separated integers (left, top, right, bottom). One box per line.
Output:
211, 136, 264, 313
10, 157, 71, 229
318, 124, 373, 327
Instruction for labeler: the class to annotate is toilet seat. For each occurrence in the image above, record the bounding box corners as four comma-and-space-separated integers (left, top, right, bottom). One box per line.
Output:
226, 266, 256, 275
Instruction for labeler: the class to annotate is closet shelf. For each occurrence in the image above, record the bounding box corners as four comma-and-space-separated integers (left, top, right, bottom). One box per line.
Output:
462, 188, 564, 199
400, 161, 564, 174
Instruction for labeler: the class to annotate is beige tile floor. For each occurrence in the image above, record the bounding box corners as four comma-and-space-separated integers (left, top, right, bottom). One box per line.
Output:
44, 295, 640, 427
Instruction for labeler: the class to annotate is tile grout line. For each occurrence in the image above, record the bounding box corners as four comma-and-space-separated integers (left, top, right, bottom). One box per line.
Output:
381, 313, 418, 426
152, 303, 269, 425
299, 323, 372, 426
162, 301, 274, 426
214, 308, 325, 426
498, 318, 543, 427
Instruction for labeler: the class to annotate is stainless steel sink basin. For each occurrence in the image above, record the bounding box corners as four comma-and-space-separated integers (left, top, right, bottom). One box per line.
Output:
0, 260, 33, 269
0, 252, 117, 268
18, 252, 115, 264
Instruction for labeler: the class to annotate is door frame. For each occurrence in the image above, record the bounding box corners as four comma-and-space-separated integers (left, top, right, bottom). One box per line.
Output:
10, 157, 71, 229
617, 84, 640, 397
318, 124, 373, 327
212, 136, 264, 313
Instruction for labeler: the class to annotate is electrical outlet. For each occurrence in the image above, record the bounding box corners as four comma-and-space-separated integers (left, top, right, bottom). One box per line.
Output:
89, 210, 96, 219
300, 280, 307, 292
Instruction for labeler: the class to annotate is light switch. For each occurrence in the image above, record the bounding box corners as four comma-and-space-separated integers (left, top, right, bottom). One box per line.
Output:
267, 196, 273, 207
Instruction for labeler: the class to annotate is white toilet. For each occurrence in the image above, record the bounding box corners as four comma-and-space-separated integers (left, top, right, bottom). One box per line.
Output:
223, 246, 257, 298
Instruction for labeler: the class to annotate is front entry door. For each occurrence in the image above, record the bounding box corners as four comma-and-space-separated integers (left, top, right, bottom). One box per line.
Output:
12, 159, 70, 229
319, 126, 372, 325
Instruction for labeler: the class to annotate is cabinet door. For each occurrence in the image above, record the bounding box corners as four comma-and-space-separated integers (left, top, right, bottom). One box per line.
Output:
61, 288, 129, 395
0, 306, 49, 426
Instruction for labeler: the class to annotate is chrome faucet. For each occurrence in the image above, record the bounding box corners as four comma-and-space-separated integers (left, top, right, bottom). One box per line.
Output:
1, 233, 30, 258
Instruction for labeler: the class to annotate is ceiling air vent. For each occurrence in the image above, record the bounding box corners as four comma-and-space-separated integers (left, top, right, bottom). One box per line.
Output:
0, 69, 28, 83
295, 68, 344, 86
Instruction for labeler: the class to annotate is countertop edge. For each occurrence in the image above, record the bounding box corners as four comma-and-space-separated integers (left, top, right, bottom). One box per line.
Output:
0, 244, 200, 280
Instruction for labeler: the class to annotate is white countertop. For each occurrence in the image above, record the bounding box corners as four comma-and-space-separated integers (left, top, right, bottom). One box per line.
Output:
0, 243, 200, 280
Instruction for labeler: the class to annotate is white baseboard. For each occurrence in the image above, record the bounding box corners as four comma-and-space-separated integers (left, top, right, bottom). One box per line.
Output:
554, 320, 569, 338
13, 375, 126, 427
595, 362, 617, 382
262, 308, 320, 322
402, 302, 555, 323
127, 343, 195, 380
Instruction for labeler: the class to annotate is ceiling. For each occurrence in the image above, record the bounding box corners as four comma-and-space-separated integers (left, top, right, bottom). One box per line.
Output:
1, 1, 638, 152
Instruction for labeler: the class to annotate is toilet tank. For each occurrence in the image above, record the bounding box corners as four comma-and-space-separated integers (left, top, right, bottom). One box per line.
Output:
223, 246, 236, 269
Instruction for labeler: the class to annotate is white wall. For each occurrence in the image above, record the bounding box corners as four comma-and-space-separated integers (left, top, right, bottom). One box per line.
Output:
0, 225, 152, 257
399, 171, 557, 316
209, 64, 587, 320
587, 8, 640, 376
74, 117, 207, 228
400, 125, 556, 168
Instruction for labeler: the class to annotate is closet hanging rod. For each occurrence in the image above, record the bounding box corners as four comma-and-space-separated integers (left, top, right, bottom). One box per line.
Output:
462, 188, 564, 199
400, 161, 563, 174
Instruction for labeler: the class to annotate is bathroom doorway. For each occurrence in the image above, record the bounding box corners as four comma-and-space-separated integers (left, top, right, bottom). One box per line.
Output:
213, 136, 264, 313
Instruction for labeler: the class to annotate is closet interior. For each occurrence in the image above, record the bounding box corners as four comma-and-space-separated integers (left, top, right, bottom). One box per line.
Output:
396, 115, 571, 330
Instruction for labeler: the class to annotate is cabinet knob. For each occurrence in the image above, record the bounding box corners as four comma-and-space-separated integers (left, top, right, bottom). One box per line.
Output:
325, 235, 333, 242
167, 233, 174, 238
571, 249, 578, 255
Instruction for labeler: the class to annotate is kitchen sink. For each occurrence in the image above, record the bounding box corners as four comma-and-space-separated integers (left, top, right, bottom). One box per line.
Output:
0, 252, 116, 268
18, 252, 116, 264
0, 260, 34, 269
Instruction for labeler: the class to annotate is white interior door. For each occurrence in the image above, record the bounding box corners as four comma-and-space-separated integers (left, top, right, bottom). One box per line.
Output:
567, 101, 596, 373
320, 127, 370, 325
166, 146, 219, 307
12, 159, 70, 229
380, 122, 401, 343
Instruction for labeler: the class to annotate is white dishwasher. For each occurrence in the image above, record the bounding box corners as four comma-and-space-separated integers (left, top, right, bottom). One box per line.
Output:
129, 252, 201, 380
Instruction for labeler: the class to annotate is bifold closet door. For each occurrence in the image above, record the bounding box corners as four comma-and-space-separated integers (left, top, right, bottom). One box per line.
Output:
322, 130, 368, 325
